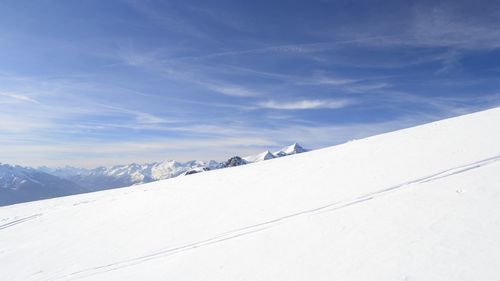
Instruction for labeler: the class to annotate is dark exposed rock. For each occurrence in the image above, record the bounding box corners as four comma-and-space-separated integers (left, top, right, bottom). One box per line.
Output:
219, 156, 248, 168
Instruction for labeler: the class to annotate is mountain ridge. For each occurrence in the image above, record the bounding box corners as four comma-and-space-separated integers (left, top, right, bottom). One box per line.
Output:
1, 143, 308, 206
0, 163, 88, 206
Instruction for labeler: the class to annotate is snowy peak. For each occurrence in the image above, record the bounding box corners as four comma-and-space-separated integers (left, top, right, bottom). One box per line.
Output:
276, 143, 307, 156
243, 143, 308, 163
243, 150, 276, 163
149, 159, 214, 180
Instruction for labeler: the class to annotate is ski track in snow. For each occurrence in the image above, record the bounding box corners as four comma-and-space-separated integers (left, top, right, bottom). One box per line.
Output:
0, 214, 42, 231
37, 154, 500, 281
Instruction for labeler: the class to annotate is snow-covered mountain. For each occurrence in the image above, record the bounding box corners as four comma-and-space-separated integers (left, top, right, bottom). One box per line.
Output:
2, 107, 500, 281
276, 142, 307, 155
0, 164, 87, 206
41, 143, 307, 191
0, 143, 307, 206
243, 150, 275, 162
40, 160, 220, 191
243, 143, 308, 162
218, 156, 248, 168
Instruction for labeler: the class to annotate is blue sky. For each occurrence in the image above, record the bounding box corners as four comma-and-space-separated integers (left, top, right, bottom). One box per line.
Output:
1, 0, 500, 167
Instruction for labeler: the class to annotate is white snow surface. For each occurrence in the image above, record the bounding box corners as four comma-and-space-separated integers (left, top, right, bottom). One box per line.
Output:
2, 107, 500, 281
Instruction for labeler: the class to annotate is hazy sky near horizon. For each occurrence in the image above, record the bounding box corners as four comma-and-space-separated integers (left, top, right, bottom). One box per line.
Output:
1, 0, 500, 167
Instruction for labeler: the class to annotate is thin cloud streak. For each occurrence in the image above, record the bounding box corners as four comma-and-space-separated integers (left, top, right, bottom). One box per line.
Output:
328, 4, 500, 51
0, 91, 40, 104
175, 36, 396, 61
258, 99, 353, 110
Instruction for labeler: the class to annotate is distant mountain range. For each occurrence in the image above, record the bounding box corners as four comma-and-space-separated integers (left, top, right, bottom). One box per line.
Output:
0, 143, 307, 206
38, 160, 221, 191
0, 164, 88, 206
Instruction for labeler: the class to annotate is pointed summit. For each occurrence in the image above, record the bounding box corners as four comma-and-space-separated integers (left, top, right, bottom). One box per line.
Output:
285, 143, 306, 154
243, 150, 276, 163
275, 143, 308, 157
260, 150, 276, 160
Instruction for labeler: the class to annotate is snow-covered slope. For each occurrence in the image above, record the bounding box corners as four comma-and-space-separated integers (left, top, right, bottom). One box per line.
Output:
2, 107, 500, 281
0, 164, 87, 206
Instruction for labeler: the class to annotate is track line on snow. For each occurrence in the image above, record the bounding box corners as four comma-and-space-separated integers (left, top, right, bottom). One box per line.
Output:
42, 154, 500, 281
0, 214, 42, 231
342, 154, 500, 207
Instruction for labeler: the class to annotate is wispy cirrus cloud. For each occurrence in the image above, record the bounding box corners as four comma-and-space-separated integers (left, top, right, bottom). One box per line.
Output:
0, 91, 40, 104
408, 4, 500, 50
305, 76, 358, 86
124, 0, 210, 40
118, 48, 392, 102
0, 110, 444, 168
203, 84, 260, 97
258, 99, 353, 110
319, 2, 500, 51
1, 0, 499, 168
117, 45, 264, 97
